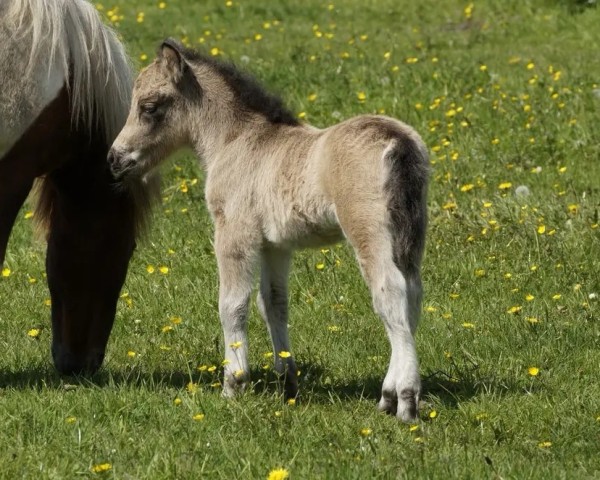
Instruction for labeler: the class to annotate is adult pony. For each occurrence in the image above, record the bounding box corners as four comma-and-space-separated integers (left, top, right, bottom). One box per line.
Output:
109, 40, 429, 422
0, 0, 157, 374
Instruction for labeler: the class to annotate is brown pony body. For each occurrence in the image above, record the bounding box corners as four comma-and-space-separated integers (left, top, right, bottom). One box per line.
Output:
0, 0, 157, 374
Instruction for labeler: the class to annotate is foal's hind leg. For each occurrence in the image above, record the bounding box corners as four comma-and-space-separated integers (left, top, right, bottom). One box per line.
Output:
374, 263, 422, 422
256, 247, 298, 399
214, 225, 260, 396
346, 229, 422, 422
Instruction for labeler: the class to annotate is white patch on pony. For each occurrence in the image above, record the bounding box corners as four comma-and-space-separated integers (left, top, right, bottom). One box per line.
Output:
0, 58, 65, 159
40, 56, 66, 113
2, 0, 133, 143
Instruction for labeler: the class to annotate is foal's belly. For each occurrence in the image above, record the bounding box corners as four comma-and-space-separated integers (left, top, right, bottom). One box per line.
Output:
289, 225, 345, 249
270, 204, 345, 250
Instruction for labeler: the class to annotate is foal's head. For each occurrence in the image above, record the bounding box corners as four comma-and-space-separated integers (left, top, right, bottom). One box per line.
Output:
109, 39, 299, 179
108, 39, 201, 179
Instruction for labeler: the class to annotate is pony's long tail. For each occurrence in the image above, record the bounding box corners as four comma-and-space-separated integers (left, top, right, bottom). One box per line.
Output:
5, 0, 133, 142
385, 131, 429, 275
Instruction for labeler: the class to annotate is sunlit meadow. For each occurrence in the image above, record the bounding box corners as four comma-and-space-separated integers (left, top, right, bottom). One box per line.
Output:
1, 0, 599, 478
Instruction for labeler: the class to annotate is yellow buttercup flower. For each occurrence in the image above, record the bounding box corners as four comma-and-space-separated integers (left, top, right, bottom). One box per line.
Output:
27, 329, 41, 338
267, 468, 289, 480
91, 463, 112, 473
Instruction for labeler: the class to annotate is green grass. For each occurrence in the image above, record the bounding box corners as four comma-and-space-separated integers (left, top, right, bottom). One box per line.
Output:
1, 0, 600, 478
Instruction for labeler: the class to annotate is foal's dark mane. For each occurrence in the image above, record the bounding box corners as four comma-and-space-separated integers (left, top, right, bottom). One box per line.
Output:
178, 46, 300, 126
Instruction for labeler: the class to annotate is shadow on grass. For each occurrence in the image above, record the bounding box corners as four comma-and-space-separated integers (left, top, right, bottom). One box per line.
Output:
0, 361, 543, 414
0, 363, 199, 391
555, 0, 597, 14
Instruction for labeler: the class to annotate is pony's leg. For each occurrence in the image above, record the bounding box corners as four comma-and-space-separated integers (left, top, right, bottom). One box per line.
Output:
0, 89, 71, 265
348, 230, 422, 423
0, 167, 33, 265
214, 225, 259, 396
256, 247, 297, 399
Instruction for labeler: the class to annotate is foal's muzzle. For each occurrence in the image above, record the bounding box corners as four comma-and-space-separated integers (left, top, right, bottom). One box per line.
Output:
107, 147, 136, 179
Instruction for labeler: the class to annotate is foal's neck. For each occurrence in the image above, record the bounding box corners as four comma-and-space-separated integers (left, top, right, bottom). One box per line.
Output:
194, 107, 300, 169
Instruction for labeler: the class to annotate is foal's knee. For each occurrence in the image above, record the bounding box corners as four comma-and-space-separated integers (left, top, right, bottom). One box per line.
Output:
219, 293, 250, 323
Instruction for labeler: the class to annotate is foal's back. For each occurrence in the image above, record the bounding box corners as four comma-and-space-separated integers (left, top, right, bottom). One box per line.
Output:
243, 114, 425, 250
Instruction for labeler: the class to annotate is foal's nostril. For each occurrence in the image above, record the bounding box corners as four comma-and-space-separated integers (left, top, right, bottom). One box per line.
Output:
107, 148, 127, 179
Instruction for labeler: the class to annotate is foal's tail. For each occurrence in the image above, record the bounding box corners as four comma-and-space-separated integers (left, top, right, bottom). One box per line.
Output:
385, 130, 429, 274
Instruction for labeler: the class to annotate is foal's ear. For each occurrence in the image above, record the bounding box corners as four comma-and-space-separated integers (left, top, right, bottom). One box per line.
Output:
159, 38, 186, 82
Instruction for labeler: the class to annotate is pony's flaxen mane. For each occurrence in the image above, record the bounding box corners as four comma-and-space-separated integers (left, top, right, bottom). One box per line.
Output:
5, 0, 159, 236
174, 43, 300, 126
5, 0, 132, 142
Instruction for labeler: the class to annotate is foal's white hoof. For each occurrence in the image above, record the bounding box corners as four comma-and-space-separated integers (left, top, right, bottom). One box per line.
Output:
378, 387, 420, 423
222, 372, 249, 397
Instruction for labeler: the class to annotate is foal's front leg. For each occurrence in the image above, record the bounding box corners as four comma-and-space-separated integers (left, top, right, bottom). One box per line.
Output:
256, 248, 298, 399
214, 226, 259, 396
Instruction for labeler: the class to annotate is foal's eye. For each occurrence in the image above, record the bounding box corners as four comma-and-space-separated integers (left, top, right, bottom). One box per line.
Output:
141, 103, 158, 115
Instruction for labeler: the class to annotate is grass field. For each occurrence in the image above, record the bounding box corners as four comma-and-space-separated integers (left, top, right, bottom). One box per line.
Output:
1, 0, 599, 478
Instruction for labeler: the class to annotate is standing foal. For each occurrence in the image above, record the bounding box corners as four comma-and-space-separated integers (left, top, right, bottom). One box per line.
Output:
109, 40, 429, 422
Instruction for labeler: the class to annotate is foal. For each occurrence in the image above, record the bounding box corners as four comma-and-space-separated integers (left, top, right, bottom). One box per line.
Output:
109, 40, 429, 422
